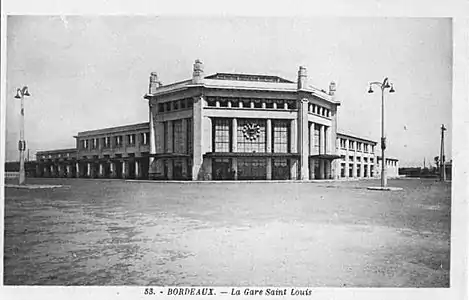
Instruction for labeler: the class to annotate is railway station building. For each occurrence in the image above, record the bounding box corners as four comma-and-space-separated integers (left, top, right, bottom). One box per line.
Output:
145, 60, 341, 180
32, 59, 399, 181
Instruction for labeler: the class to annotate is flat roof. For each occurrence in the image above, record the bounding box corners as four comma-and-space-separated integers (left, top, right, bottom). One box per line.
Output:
76, 122, 149, 137
36, 148, 77, 154
377, 156, 399, 161
337, 132, 377, 145
145, 73, 338, 104
205, 73, 295, 83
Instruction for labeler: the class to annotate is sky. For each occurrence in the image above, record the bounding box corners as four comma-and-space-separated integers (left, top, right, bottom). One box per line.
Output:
5, 16, 452, 167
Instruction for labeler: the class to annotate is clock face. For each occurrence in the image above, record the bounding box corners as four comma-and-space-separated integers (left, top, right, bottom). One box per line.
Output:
243, 123, 261, 140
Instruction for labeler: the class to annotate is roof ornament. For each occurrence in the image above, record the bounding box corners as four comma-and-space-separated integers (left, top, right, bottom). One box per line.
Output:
297, 66, 308, 90
192, 59, 205, 84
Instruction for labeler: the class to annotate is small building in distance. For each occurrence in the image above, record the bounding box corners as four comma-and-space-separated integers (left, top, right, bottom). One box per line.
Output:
376, 156, 400, 179
36, 148, 78, 177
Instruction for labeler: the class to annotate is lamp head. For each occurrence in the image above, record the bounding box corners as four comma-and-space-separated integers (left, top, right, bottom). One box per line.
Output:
23, 86, 30, 97
15, 89, 22, 99
389, 84, 395, 93
367, 86, 374, 93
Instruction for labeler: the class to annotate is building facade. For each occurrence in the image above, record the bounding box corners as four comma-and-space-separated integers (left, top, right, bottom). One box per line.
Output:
337, 133, 377, 179
29, 60, 400, 181
36, 123, 151, 179
145, 60, 342, 181
36, 148, 78, 177
74, 122, 151, 179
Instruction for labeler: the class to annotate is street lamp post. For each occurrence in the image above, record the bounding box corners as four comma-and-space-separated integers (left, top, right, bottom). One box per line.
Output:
15, 86, 31, 185
368, 78, 395, 188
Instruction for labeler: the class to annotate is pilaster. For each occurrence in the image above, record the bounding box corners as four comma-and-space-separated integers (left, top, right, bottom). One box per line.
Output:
76, 162, 80, 178
232, 118, 238, 152
149, 101, 157, 179
298, 98, 309, 180
135, 160, 140, 179
266, 119, 272, 153
319, 125, 325, 155
192, 95, 204, 180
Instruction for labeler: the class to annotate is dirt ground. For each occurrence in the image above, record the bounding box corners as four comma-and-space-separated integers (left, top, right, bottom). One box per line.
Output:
3, 178, 450, 286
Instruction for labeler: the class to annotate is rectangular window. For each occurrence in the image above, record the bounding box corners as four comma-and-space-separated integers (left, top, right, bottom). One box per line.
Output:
165, 102, 171, 112
164, 122, 169, 152
187, 118, 193, 154
140, 132, 149, 145
349, 140, 354, 150
314, 124, 320, 152
272, 120, 290, 153
104, 137, 111, 148
115, 136, 123, 147
357, 142, 362, 152
237, 119, 266, 153
127, 134, 136, 146
173, 120, 184, 153
340, 139, 347, 149
158, 103, 165, 113
213, 118, 231, 152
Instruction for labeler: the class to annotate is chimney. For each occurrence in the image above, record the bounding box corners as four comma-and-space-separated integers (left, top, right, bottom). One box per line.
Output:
149, 72, 162, 94
192, 59, 204, 84
297, 66, 308, 90
329, 81, 336, 96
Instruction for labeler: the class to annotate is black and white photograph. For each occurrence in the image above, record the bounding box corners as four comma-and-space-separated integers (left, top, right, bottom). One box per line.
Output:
1, 2, 467, 299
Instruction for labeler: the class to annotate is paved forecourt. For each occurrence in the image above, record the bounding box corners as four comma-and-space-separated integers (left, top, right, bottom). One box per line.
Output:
3, 178, 450, 286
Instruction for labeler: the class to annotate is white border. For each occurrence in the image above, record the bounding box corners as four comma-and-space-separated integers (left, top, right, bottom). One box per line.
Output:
1, 1, 468, 300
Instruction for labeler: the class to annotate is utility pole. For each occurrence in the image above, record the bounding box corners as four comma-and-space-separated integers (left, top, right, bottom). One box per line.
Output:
440, 124, 446, 181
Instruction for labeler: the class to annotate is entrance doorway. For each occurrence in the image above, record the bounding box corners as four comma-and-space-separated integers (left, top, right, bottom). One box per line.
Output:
173, 159, 184, 180
212, 158, 232, 180
237, 158, 266, 180
272, 158, 290, 180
